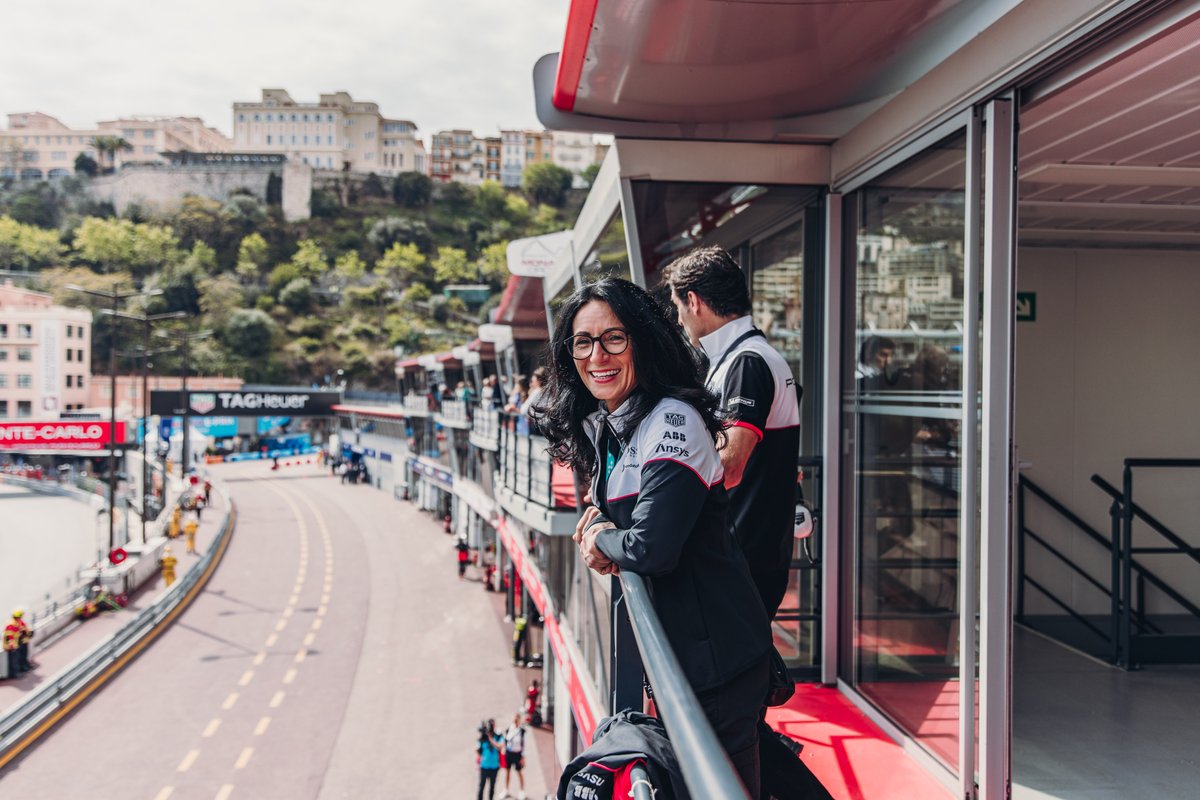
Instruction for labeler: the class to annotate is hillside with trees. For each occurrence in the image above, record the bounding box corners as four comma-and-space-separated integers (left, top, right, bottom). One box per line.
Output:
0, 163, 581, 388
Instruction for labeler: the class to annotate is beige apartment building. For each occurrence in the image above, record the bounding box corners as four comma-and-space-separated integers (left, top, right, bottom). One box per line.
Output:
0, 282, 91, 419
232, 89, 426, 177
1, 112, 230, 179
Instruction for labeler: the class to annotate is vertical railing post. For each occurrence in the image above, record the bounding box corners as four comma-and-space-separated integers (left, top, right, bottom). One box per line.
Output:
1136, 573, 1146, 634
1016, 479, 1026, 623
1122, 463, 1135, 669
610, 578, 643, 714
1110, 499, 1122, 666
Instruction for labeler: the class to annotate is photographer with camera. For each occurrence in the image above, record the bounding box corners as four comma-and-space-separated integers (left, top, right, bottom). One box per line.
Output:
476, 718, 504, 800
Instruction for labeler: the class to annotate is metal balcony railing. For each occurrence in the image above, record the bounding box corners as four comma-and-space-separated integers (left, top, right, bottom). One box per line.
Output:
497, 412, 572, 509
610, 573, 751, 799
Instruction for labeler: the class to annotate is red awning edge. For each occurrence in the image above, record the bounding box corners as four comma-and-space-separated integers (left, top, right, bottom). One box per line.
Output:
552, 0, 599, 111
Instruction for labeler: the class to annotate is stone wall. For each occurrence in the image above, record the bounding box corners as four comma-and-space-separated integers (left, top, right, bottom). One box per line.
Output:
87, 161, 313, 221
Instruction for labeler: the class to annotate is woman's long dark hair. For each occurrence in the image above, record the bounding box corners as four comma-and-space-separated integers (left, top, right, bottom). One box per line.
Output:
538, 278, 723, 475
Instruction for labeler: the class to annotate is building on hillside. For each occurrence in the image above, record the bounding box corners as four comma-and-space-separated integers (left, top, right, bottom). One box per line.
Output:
97, 117, 231, 166
430, 129, 475, 184
232, 89, 425, 177
0, 282, 91, 418
442, 128, 598, 188
500, 129, 554, 188
0, 112, 230, 180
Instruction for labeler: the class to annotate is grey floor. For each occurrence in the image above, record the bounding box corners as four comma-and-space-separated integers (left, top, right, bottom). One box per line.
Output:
0, 483, 97, 615
1013, 625, 1200, 799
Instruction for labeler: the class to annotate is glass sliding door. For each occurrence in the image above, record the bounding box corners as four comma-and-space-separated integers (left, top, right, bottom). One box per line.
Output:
845, 130, 969, 771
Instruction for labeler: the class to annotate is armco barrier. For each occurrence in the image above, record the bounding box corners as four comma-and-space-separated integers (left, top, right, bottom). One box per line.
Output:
0, 478, 236, 769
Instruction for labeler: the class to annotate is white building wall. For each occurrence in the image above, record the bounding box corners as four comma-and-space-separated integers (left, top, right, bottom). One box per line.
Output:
1015, 247, 1200, 615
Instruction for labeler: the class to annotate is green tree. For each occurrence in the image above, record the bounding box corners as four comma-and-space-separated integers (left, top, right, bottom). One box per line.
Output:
235, 232, 269, 282
401, 283, 432, 305
431, 246, 474, 284
392, 172, 433, 208
376, 242, 427, 288
88, 136, 132, 174
361, 172, 387, 199
367, 216, 432, 254
580, 162, 601, 188
333, 251, 367, 283
289, 239, 328, 279
197, 273, 244, 328
475, 180, 509, 221
74, 153, 99, 177
477, 241, 509, 289
72, 216, 181, 278
279, 277, 313, 313
521, 162, 573, 208
222, 308, 277, 360
267, 262, 302, 295
0, 216, 65, 269
310, 188, 340, 217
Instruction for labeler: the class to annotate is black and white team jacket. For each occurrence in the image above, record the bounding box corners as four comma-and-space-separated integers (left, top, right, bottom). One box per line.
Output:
583, 393, 770, 693
699, 315, 801, 574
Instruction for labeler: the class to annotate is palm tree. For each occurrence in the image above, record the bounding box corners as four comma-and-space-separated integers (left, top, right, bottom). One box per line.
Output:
89, 135, 132, 175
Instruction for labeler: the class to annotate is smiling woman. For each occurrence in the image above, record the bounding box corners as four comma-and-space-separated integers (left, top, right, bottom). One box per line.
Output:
537, 277, 772, 795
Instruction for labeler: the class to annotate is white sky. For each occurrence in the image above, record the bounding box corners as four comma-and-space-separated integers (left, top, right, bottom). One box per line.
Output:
0, 0, 570, 142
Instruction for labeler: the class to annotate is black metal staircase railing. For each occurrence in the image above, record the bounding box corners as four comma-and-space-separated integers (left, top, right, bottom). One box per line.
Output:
1017, 459, 1200, 668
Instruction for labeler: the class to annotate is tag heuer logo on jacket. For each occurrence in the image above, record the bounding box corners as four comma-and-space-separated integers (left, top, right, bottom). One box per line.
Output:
663, 412, 686, 427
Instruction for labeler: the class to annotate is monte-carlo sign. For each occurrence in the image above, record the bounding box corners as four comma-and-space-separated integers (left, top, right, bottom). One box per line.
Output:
0, 421, 128, 451
150, 389, 342, 418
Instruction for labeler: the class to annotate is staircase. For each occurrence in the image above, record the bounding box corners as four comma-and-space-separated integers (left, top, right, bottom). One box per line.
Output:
1016, 459, 1200, 668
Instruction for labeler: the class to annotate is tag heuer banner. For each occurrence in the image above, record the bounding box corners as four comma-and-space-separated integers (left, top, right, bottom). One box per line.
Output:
150, 389, 342, 417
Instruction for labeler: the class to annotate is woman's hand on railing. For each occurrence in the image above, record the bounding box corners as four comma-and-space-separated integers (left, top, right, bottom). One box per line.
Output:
576, 506, 619, 575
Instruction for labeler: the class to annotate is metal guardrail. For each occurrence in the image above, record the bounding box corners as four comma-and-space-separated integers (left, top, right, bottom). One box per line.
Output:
614, 571, 751, 800
0, 478, 236, 767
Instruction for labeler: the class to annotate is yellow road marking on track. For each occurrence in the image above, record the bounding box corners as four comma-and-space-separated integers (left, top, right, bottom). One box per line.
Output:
289, 594, 298, 605
235, 747, 254, 769
275, 619, 287, 632
238, 670, 254, 686
177, 749, 200, 772
317, 605, 327, 616
270, 690, 285, 708
311, 618, 322, 630
215, 786, 234, 800
202, 718, 221, 738
293, 584, 302, 594
265, 633, 278, 647
294, 649, 307, 663
222, 692, 239, 710
252, 651, 266, 666
154, 787, 174, 800
284, 668, 297, 684
283, 606, 294, 618
254, 716, 271, 736
303, 632, 316, 646
321, 593, 330, 603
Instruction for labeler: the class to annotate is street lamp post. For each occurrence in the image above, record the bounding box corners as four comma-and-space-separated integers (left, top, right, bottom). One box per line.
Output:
66, 284, 160, 578
155, 329, 213, 480
110, 310, 186, 543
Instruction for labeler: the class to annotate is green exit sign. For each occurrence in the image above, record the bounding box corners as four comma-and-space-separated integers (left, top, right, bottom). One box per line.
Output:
1016, 292, 1036, 321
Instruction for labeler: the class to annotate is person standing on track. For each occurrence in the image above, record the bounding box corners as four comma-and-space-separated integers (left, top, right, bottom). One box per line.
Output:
184, 515, 199, 555
476, 718, 504, 800
160, 546, 178, 587
500, 712, 528, 800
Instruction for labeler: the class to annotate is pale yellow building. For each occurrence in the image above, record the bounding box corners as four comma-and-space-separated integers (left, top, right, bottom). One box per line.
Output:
0, 112, 230, 179
233, 89, 425, 177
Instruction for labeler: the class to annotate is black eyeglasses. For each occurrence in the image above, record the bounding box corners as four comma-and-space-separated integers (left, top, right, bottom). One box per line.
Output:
566, 328, 630, 360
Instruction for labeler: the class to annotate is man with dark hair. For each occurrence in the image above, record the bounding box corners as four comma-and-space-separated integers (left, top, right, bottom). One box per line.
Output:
665, 246, 832, 800
663, 245, 800, 615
